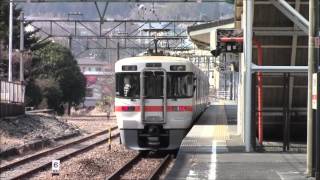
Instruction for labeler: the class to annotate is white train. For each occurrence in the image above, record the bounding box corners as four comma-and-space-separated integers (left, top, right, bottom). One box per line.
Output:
115, 56, 209, 150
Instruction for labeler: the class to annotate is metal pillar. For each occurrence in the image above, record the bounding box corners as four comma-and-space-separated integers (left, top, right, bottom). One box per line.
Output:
288, 0, 300, 140
230, 71, 233, 100
68, 36, 72, 49
307, 0, 317, 176
8, 1, 13, 82
270, 0, 309, 34
251, 73, 257, 150
207, 57, 210, 78
282, 73, 290, 151
314, 0, 320, 178
117, 42, 120, 60
238, 51, 245, 136
19, 12, 24, 82
244, 0, 254, 152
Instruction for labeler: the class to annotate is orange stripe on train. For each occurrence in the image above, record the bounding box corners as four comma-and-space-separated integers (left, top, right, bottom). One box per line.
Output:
115, 106, 193, 112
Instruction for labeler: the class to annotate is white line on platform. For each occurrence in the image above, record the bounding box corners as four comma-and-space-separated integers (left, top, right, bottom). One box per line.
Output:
208, 141, 217, 180
276, 171, 300, 180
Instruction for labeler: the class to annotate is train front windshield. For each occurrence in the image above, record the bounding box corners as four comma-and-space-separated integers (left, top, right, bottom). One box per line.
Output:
116, 73, 140, 98
167, 73, 194, 98
116, 72, 194, 99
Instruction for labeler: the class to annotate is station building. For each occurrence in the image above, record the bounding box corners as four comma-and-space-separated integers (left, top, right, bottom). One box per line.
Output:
187, 18, 239, 101
77, 57, 114, 107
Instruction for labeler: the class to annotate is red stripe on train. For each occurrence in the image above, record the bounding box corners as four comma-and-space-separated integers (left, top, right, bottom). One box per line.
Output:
115, 106, 193, 112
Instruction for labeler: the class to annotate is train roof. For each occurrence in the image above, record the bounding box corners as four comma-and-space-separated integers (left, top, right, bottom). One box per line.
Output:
115, 56, 208, 78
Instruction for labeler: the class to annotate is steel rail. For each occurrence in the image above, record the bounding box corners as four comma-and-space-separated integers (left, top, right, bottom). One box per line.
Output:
106, 152, 172, 180
147, 154, 172, 180
0, 127, 119, 180
60, 115, 117, 120
63, 117, 116, 121
106, 151, 148, 180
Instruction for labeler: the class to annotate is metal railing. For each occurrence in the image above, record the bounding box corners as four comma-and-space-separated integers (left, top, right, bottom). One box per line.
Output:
0, 80, 25, 104
215, 90, 232, 100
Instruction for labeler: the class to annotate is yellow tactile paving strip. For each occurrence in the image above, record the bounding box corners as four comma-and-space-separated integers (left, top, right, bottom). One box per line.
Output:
181, 105, 231, 150
186, 125, 230, 141
212, 125, 230, 141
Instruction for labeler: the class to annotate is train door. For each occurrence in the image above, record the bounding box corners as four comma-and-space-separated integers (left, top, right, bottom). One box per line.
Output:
140, 68, 167, 124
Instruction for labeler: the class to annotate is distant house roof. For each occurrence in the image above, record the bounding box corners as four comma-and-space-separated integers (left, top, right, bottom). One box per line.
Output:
77, 57, 110, 66
83, 71, 114, 76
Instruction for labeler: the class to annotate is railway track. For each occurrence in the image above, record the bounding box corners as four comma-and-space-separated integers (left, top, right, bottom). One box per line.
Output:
106, 151, 173, 180
0, 127, 119, 180
60, 115, 116, 121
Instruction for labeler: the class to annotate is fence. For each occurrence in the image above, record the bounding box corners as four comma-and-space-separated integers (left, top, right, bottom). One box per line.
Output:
0, 80, 25, 117
216, 90, 232, 100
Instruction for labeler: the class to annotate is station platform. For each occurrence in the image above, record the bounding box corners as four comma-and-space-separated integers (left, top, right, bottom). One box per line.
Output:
165, 104, 308, 180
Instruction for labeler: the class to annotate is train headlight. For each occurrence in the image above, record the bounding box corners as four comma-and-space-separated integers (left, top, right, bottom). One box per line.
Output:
115, 106, 138, 112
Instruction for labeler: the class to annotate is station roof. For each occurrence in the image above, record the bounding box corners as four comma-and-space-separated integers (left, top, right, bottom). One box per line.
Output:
236, 0, 309, 117
187, 18, 234, 49
234, 0, 309, 66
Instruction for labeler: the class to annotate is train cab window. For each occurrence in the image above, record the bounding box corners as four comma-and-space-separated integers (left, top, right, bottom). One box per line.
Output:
116, 73, 140, 98
144, 72, 164, 98
167, 73, 194, 98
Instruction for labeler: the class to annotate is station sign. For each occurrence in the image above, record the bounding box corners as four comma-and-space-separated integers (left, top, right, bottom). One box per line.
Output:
212, 29, 243, 57
312, 73, 317, 110
52, 160, 60, 176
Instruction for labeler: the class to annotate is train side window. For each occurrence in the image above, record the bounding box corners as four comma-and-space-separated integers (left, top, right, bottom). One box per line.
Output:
115, 73, 140, 98
167, 73, 193, 98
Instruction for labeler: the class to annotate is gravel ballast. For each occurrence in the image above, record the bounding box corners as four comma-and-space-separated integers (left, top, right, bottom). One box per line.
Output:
32, 139, 137, 180
0, 115, 79, 152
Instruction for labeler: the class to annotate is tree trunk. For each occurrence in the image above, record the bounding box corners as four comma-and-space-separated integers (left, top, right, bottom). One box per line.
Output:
68, 101, 71, 116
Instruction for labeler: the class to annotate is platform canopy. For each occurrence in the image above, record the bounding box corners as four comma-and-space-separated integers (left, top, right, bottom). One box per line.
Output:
14, 0, 234, 2
187, 18, 234, 49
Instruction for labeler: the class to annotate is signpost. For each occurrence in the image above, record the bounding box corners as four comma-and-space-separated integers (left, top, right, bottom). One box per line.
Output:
313, 73, 317, 110
315, 0, 320, 179
52, 160, 60, 176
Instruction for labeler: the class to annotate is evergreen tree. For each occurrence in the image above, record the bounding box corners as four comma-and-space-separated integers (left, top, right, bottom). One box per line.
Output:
0, 2, 49, 80
0, 2, 44, 50
0, 3, 86, 114
32, 42, 86, 114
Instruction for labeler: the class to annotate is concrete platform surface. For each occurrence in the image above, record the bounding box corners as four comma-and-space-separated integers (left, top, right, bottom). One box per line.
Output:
165, 104, 310, 180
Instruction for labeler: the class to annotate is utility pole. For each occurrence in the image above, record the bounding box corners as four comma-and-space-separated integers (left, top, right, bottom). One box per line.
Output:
314, 0, 320, 178
308, 0, 320, 178
117, 42, 120, 60
68, 36, 72, 49
244, 0, 253, 152
19, 12, 24, 82
8, 1, 13, 82
307, 0, 315, 175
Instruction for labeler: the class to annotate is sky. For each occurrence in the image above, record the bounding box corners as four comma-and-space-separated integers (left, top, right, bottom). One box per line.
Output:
19, 2, 233, 20
16, 2, 234, 59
